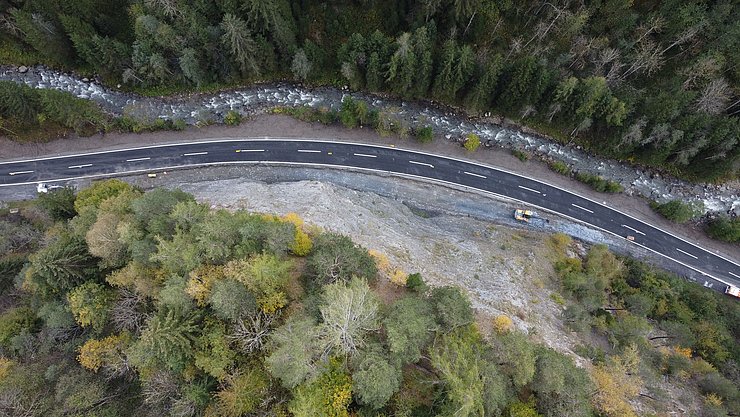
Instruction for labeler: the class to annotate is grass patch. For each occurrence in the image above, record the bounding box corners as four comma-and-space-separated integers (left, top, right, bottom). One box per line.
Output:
512, 149, 530, 162
548, 160, 571, 176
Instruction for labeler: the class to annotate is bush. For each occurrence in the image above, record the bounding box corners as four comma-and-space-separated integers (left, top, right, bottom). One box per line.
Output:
464, 133, 481, 152
549, 160, 571, 175
36, 187, 76, 221
512, 149, 530, 162
339, 97, 359, 128
650, 200, 702, 223
0, 307, 38, 348
405, 273, 426, 292
575, 172, 623, 193
705, 216, 740, 243
414, 126, 434, 143
224, 110, 242, 126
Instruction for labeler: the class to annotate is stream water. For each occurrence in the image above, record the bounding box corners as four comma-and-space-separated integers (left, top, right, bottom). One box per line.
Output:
1, 65, 737, 213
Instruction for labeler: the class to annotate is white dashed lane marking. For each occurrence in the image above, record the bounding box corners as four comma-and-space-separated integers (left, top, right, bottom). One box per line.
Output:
68, 164, 92, 169
409, 161, 434, 168
729, 271, 740, 279
235, 149, 265, 153
297, 149, 321, 153
354, 153, 377, 158
621, 224, 646, 236
8, 171, 33, 175
518, 185, 541, 194
571, 203, 594, 213
676, 248, 698, 259
126, 157, 151, 162
183, 152, 208, 156
464, 171, 486, 179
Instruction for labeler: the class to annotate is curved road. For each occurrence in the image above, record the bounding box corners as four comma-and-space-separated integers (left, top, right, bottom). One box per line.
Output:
1, 138, 738, 293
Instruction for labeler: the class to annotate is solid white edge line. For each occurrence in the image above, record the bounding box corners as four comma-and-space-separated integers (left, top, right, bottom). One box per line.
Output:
621, 224, 646, 236
3, 158, 733, 288
354, 153, 377, 158
67, 164, 92, 169
126, 157, 151, 162
183, 152, 208, 156
297, 149, 321, 153
572, 203, 594, 214
8, 171, 34, 175
676, 248, 699, 259
1, 137, 738, 270
518, 185, 541, 194
464, 171, 486, 179
409, 160, 434, 168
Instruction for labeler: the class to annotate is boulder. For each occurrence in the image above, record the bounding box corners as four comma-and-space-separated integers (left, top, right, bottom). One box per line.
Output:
18, 65, 28, 73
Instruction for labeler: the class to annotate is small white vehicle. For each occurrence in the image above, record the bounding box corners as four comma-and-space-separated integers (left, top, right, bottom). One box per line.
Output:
36, 183, 63, 193
725, 285, 740, 298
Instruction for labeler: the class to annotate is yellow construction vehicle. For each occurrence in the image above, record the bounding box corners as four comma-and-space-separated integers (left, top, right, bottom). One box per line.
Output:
514, 209, 534, 222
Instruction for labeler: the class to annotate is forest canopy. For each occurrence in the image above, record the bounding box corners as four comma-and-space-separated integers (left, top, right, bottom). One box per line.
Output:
1, 181, 738, 416
0, 0, 738, 180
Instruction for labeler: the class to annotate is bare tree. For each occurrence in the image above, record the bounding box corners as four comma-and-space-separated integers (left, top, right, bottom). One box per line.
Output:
144, 0, 182, 19
682, 54, 723, 90
319, 277, 380, 356
229, 310, 280, 353
546, 103, 562, 122
111, 288, 147, 334
695, 78, 732, 115
520, 105, 537, 119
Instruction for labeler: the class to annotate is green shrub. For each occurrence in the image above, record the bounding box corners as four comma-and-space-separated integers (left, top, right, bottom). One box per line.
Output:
705, 216, 740, 243
414, 126, 434, 143
0, 307, 38, 348
549, 160, 571, 175
575, 172, 623, 193
224, 110, 242, 126
339, 97, 359, 128
464, 133, 481, 152
650, 200, 703, 223
512, 149, 530, 162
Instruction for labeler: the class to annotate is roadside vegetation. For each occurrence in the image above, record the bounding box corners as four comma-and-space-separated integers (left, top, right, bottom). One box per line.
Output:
1, 0, 737, 181
0, 180, 737, 417
0, 80, 189, 141
549, 233, 739, 416
650, 200, 704, 224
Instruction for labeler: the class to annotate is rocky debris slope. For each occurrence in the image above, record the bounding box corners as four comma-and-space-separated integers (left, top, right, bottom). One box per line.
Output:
1, 65, 737, 213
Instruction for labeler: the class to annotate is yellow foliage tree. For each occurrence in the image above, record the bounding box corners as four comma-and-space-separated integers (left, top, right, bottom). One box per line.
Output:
492, 315, 513, 334
77, 332, 131, 373
369, 249, 407, 285
591, 345, 642, 417
0, 357, 13, 383
291, 229, 313, 256
106, 262, 163, 298
704, 393, 723, 407
368, 250, 390, 272
186, 265, 225, 307
389, 269, 408, 286
283, 212, 305, 227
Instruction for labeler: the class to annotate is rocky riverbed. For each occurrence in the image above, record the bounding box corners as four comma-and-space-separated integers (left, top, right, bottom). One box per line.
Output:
1, 65, 738, 213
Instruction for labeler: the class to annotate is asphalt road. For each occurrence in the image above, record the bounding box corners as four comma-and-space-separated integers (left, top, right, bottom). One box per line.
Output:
1, 138, 738, 294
